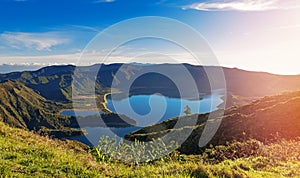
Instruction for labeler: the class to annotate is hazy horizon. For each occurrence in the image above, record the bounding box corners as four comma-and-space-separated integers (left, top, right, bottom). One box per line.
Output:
1, 62, 299, 76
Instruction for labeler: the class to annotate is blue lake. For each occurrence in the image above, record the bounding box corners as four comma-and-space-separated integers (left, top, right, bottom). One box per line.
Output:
106, 92, 224, 126
64, 90, 225, 146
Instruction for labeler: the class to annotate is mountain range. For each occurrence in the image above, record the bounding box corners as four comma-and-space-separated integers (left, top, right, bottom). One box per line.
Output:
0, 63, 300, 139
1, 63, 300, 105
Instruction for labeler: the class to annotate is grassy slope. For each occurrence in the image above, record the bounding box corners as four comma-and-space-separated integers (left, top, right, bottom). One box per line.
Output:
0, 121, 101, 177
0, 81, 82, 137
0, 81, 61, 128
1, 120, 300, 177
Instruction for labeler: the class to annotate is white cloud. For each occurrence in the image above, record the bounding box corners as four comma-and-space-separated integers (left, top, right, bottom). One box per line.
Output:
93, 0, 115, 3
0, 32, 69, 51
70, 25, 101, 32
183, 0, 300, 11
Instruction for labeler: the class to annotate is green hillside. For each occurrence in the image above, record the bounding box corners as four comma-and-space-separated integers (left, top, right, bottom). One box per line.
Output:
0, 81, 82, 137
0, 120, 102, 177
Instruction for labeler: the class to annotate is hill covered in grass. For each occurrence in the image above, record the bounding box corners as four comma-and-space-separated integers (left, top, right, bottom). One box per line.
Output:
0, 81, 80, 135
0, 120, 102, 177
126, 90, 300, 154
1, 120, 300, 177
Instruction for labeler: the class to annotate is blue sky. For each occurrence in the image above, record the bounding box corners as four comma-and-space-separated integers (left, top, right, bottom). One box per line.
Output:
0, 0, 300, 74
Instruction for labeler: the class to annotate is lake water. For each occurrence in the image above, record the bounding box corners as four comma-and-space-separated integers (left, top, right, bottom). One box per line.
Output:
63, 90, 224, 146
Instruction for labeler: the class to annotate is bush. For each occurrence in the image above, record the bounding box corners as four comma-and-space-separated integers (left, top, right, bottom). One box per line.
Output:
203, 139, 263, 163
202, 138, 300, 164
95, 136, 178, 164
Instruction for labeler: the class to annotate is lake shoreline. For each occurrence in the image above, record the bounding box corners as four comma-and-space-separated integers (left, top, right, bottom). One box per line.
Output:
102, 93, 113, 113
58, 93, 113, 115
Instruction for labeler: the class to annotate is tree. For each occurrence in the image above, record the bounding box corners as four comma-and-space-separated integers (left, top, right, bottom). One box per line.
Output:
184, 105, 191, 116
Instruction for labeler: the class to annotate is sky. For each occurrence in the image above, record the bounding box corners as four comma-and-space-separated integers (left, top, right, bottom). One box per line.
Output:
0, 0, 300, 74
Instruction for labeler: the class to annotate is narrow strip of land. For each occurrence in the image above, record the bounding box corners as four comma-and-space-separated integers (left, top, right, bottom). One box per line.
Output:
102, 93, 113, 113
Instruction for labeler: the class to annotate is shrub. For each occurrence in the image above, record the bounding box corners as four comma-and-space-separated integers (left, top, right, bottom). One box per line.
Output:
203, 139, 263, 163
95, 136, 178, 164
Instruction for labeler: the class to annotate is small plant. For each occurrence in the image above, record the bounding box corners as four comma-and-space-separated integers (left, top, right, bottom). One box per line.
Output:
95, 136, 178, 164
184, 105, 192, 115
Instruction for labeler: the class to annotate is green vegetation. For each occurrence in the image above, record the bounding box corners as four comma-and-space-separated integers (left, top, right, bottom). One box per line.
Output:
0, 121, 101, 177
1, 121, 299, 177
0, 81, 82, 138
95, 136, 177, 164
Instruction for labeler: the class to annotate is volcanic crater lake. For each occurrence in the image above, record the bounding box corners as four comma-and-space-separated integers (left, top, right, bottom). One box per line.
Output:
62, 90, 224, 146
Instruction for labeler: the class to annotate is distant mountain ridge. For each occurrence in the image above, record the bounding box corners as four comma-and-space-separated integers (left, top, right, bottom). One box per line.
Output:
0, 64, 299, 107
0, 64, 44, 74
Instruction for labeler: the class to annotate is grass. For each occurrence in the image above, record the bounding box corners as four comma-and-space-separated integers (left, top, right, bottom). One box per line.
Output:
1, 120, 300, 177
0, 121, 102, 177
